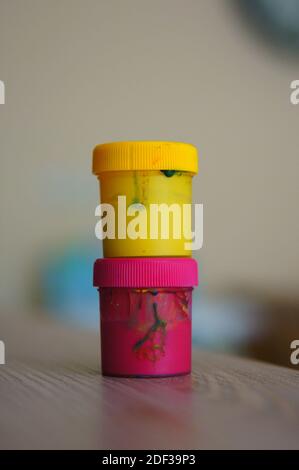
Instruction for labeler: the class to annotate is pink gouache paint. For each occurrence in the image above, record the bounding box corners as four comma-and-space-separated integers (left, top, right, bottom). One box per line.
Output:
93, 258, 198, 377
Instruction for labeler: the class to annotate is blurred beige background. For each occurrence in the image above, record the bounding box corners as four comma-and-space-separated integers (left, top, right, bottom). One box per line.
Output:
0, 0, 299, 313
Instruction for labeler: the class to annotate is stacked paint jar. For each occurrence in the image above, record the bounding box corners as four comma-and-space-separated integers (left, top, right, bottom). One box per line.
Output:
92, 141, 198, 377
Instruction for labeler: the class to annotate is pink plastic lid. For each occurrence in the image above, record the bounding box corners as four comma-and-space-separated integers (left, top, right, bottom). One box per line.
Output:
93, 258, 198, 288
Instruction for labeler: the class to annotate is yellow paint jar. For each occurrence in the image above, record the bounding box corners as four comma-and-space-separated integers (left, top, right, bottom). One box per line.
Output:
92, 141, 198, 257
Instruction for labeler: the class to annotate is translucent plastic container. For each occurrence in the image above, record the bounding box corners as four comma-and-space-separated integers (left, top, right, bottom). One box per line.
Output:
93, 257, 198, 377
92, 141, 198, 257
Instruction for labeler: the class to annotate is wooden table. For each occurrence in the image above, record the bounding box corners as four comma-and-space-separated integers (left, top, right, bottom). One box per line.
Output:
0, 312, 299, 449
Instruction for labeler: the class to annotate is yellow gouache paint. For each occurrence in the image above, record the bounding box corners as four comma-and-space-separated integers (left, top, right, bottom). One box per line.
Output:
92, 141, 198, 257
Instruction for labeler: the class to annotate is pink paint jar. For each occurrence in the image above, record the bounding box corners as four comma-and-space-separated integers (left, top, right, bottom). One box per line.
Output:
93, 258, 198, 377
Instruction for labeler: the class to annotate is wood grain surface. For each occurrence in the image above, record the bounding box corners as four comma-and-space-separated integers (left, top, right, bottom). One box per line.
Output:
0, 312, 299, 449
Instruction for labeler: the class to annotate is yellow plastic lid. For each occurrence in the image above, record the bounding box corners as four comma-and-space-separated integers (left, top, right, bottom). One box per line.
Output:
92, 141, 198, 174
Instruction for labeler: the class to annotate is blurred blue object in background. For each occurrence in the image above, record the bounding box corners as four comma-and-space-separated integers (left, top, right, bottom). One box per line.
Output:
40, 240, 100, 329
238, 0, 299, 51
